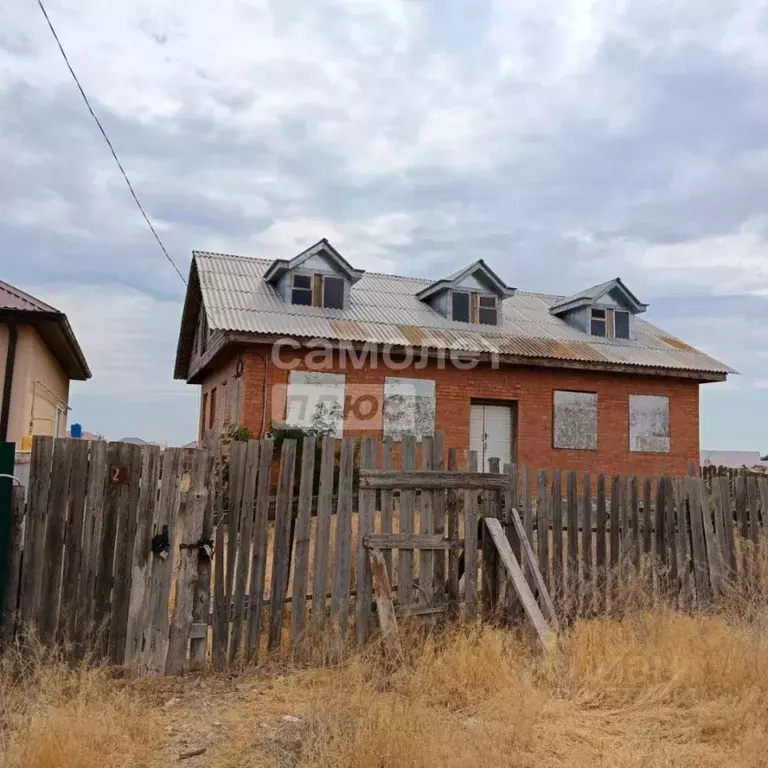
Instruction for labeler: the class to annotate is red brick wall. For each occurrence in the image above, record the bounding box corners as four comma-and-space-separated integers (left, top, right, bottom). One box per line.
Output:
237, 344, 700, 477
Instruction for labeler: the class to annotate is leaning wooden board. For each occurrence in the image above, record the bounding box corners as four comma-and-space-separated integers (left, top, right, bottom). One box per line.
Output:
484, 518, 556, 649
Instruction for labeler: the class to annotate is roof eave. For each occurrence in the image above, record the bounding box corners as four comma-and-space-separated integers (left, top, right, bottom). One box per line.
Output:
0, 309, 91, 380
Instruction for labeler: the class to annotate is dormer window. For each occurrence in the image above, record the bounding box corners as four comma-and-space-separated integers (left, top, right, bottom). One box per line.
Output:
418, 259, 514, 326
290, 273, 346, 309
550, 278, 647, 340
452, 292, 498, 324
591, 308, 631, 339
264, 239, 365, 312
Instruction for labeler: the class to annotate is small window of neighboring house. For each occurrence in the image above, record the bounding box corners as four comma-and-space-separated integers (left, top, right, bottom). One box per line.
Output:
452, 292, 470, 322
591, 308, 607, 337
291, 274, 313, 306
209, 387, 217, 430
322, 275, 345, 309
614, 310, 630, 339
478, 295, 497, 325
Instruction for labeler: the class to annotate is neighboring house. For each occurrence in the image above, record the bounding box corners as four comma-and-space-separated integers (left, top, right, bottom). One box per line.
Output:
701, 450, 768, 470
0, 281, 90, 448
174, 239, 731, 476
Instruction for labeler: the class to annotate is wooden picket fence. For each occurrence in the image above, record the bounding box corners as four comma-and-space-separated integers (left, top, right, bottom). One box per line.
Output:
1, 433, 767, 675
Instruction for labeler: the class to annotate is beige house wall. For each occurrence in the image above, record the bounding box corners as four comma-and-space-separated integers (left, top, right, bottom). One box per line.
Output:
1, 324, 70, 447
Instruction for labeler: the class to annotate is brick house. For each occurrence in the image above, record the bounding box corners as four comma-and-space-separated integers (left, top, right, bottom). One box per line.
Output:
174, 239, 730, 476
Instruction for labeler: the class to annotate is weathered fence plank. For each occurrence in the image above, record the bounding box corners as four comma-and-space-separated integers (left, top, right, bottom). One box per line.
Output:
418, 436, 435, 607
536, 470, 549, 589
166, 452, 208, 676
360, 470, 508, 491
629, 475, 639, 566
140, 447, 183, 676
224, 440, 247, 655
566, 471, 578, 613
717, 476, 736, 575
310, 437, 335, 635
397, 436, 416, 609
18, 436, 54, 630
39, 437, 73, 643
291, 436, 317, 648
463, 451, 479, 620
686, 476, 711, 606
124, 445, 161, 667
447, 448, 460, 615
551, 470, 563, 596
190, 450, 215, 672
230, 439, 260, 664
75, 440, 107, 651
380, 437, 394, 577
643, 476, 653, 555
747, 476, 760, 545
432, 433, 446, 598
330, 436, 354, 646
269, 439, 297, 651
582, 472, 592, 588
595, 473, 606, 611
484, 518, 556, 649
60, 439, 89, 647
522, 467, 533, 588
246, 439, 274, 662
368, 548, 402, 660
355, 437, 377, 645
108, 443, 144, 664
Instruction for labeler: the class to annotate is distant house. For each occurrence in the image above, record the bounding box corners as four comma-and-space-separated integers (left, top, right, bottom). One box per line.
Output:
174, 239, 731, 477
701, 450, 768, 470
0, 281, 90, 448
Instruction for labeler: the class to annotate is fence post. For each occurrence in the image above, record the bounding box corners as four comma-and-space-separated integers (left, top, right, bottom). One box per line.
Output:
0, 442, 15, 643
1, 483, 24, 649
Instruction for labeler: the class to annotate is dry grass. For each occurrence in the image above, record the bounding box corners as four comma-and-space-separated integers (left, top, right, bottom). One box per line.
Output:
5, 538, 768, 767
4, 606, 768, 768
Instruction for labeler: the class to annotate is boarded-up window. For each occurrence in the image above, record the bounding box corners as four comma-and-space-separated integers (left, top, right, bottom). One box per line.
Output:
553, 390, 597, 450
383, 377, 436, 442
630, 395, 670, 453
285, 371, 345, 437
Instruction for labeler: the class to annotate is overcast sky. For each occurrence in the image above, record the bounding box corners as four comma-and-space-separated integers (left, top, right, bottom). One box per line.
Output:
2, 0, 766, 449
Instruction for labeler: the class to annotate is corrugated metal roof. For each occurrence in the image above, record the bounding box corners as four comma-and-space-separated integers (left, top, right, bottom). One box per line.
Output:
192, 250, 731, 377
0, 280, 57, 312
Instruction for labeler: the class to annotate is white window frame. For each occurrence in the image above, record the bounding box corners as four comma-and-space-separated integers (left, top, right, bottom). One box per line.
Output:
291, 272, 314, 306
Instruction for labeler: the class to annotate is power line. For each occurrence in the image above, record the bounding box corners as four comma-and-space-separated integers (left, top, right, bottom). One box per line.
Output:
35, 0, 187, 285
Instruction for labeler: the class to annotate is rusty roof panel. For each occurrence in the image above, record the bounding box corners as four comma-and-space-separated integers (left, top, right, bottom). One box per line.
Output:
193, 251, 732, 377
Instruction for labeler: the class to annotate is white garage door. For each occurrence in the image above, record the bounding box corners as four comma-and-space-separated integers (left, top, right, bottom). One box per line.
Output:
470, 403, 512, 472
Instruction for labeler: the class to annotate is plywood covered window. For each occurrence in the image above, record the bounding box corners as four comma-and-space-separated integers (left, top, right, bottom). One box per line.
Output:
614, 310, 630, 339
630, 394, 670, 453
285, 371, 345, 437
553, 390, 597, 450
322, 276, 345, 309
383, 377, 436, 442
